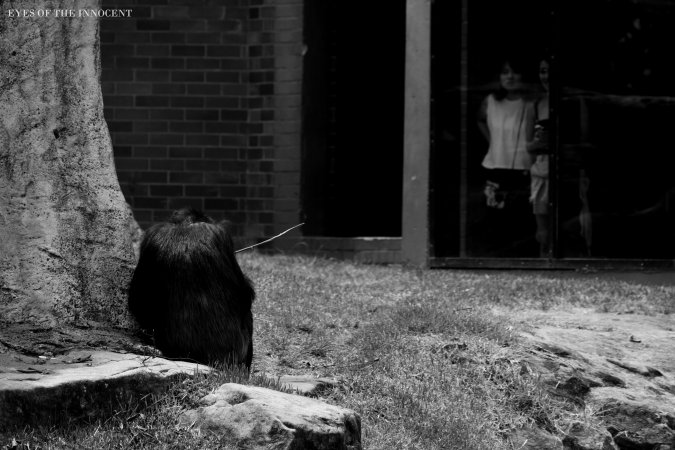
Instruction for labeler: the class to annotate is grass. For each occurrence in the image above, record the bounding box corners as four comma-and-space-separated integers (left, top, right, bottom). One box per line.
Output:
2, 253, 673, 449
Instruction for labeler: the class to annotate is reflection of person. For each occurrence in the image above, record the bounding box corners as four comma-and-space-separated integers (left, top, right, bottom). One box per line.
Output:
527, 58, 551, 257
477, 57, 535, 255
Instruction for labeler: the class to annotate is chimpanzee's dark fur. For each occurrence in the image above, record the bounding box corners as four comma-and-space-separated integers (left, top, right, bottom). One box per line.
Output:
128, 208, 255, 368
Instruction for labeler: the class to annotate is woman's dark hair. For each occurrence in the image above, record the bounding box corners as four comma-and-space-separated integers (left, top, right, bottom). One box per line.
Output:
492, 54, 529, 100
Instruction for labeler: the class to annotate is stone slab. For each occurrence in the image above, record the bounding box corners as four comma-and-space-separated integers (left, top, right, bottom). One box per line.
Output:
0, 349, 209, 428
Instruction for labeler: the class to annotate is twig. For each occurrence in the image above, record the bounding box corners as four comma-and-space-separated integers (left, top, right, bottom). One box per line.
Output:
235, 223, 304, 253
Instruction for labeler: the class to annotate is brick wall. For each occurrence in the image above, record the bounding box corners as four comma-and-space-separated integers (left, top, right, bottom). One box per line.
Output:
100, 0, 303, 239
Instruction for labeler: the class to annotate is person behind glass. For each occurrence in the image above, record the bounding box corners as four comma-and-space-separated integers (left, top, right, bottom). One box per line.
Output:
477, 57, 535, 256
527, 57, 551, 257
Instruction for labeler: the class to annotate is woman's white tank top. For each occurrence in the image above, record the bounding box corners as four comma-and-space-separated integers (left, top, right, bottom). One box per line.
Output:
482, 95, 531, 170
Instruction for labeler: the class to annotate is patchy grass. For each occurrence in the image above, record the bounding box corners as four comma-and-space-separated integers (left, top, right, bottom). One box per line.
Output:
2, 253, 673, 449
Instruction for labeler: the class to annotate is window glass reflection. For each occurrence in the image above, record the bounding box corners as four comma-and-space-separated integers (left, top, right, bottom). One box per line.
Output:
430, 0, 675, 260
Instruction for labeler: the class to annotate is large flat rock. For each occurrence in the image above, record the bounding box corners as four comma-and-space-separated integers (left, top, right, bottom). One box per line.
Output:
0, 349, 208, 428
512, 310, 675, 449
180, 383, 362, 449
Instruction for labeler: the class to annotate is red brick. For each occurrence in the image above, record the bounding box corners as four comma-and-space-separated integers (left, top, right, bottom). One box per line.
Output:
107, 121, 132, 132
115, 32, 151, 43
185, 159, 223, 171
186, 59, 220, 70
205, 122, 238, 134
116, 56, 150, 69
221, 84, 247, 95
150, 109, 184, 120
190, 7, 226, 20
151, 159, 185, 171
102, 70, 133, 82
149, 134, 184, 145
115, 158, 148, 170
115, 133, 149, 145
150, 185, 184, 196
204, 198, 238, 210
137, 20, 171, 31
205, 72, 240, 83
221, 33, 247, 45
186, 33, 221, 44
154, 6, 189, 19
152, 83, 186, 95
221, 186, 246, 197
133, 121, 168, 132
117, 83, 153, 95
151, 57, 185, 70
169, 147, 202, 158
136, 70, 170, 82
172, 45, 205, 57
205, 147, 239, 158
171, 71, 204, 82
151, 32, 186, 44
101, 44, 134, 54
205, 97, 240, 108
135, 197, 168, 209
168, 198, 204, 210
136, 96, 170, 107
207, 45, 242, 58
169, 122, 203, 133
185, 109, 219, 121
170, 20, 207, 32
185, 185, 220, 197
207, 19, 243, 33
113, 146, 131, 157
220, 58, 248, 70
205, 172, 240, 184
136, 45, 170, 57
171, 96, 204, 108
104, 95, 134, 107
185, 135, 219, 146
134, 172, 167, 183
222, 161, 247, 172
169, 172, 203, 184
187, 84, 220, 95
134, 147, 167, 158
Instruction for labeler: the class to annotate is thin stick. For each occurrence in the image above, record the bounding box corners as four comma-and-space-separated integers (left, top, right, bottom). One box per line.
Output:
235, 223, 304, 253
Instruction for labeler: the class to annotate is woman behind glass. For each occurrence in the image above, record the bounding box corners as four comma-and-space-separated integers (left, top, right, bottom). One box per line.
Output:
477, 57, 536, 256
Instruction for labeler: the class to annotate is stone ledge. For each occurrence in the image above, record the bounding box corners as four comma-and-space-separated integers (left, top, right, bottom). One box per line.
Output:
0, 350, 208, 428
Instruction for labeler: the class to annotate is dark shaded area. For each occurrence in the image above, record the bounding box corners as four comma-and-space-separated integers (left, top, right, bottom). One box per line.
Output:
301, 0, 406, 237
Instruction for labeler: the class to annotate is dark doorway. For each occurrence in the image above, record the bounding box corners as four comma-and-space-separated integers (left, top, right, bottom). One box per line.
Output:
301, 0, 406, 237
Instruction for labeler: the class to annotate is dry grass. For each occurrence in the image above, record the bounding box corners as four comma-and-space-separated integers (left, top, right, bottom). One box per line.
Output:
2, 253, 673, 449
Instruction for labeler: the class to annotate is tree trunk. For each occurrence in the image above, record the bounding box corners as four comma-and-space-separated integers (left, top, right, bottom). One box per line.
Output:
0, 0, 138, 328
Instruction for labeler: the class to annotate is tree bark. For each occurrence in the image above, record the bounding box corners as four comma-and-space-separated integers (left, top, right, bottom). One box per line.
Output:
0, 0, 138, 327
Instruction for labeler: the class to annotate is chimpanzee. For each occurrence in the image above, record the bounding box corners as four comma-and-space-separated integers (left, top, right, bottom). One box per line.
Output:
128, 208, 255, 369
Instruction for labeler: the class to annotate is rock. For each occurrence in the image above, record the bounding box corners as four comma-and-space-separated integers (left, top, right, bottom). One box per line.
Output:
0, 349, 208, 429
562, 423, 618, 450
509, 426, 562, 449
276, 375, 339, 396
536, 342, 585, 360
601, 401, 675, 449
607, 359, 664, 378
558, 376, 596, 397
516, 311, 675, 450
595, 372, 627, 388
0, 0, 138, 328
180, 383, 362, 449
